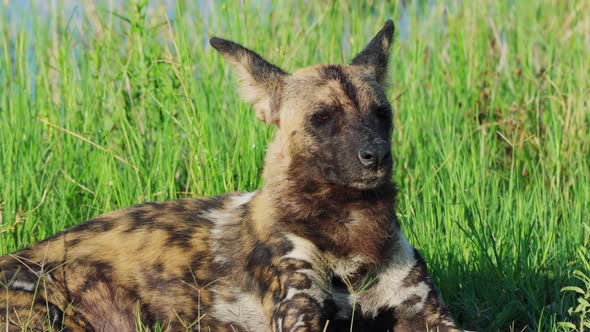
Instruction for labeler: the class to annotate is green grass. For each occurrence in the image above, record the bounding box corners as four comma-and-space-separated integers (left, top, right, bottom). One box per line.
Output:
1, 0, 589, 330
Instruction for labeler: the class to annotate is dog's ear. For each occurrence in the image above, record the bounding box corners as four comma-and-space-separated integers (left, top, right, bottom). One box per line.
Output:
210, 37, 287, 126
351, 20, 395, 85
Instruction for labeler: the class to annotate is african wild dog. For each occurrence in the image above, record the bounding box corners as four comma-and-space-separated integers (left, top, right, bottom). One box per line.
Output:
0, 20, 463, 331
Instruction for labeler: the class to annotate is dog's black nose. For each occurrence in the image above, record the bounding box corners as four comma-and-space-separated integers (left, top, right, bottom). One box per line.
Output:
358, 149, 377, 166
358, 143, 390, 167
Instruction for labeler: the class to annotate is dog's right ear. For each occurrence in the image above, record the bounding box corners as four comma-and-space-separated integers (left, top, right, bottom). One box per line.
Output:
351, 20, 395, 86
210, 37, 288, 126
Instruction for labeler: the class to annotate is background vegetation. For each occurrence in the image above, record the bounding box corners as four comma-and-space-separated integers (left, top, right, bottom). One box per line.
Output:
1, 0, 589, 330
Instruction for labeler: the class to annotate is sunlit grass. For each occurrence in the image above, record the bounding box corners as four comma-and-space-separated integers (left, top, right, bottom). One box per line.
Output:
0, 0, 589, 330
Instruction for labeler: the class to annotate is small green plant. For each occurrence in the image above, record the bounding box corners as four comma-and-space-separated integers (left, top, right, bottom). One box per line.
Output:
559, 246, 590, 332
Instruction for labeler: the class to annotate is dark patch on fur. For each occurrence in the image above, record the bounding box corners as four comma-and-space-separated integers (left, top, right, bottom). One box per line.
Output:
153, 261, 164, 274
143, 268, 178, 291
393, 251, 455, 329
351, 20, 395, 84
321, 65, 360, 108
71, 217, 115, 233
121, 197, 227, 248
421, 289, 452, 325
125, 197, 224, 233
246, 238, 291, 297
278, 258, 313, 272
247, 243, 273, 274
344, 308, 396, 332
402, 249, 430, 288
66, 237, 83, 247
163, 224, 193, 248
401, 294, 422, 307
42, 299, 65, 327
75, 260, 114, 295
196, 195, 227, 213
181, 251, 217, 289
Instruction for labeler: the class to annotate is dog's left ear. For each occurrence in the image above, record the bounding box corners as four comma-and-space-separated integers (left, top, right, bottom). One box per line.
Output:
351, 20, 395, 85
210, 37, 287, 126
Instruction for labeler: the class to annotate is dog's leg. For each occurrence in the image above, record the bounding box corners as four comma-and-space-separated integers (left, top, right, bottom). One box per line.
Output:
358, 233, 461, 332
252, 234, 333, 332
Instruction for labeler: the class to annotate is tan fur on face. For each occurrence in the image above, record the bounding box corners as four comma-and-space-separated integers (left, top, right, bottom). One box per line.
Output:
277, 65, 386, 158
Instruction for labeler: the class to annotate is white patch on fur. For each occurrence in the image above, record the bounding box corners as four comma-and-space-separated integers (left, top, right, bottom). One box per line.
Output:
207, 192, 256, 263
281, 233, 330, 294
210, 287, 269, 331
281, 233, 319, 263
282, 233, 360, 319
327, 254, 366, 280
228, 191, 257, 208
359, 232, 430, 317
10, 279, 35, 291
275, 233, 338, 320
291, 314, 306, 330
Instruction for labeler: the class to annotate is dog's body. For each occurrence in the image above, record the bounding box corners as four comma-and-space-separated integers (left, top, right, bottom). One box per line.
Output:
1, 21, 461, 331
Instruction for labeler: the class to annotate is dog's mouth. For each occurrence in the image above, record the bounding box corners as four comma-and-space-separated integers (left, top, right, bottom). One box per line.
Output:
324, 166, 392, 190
350, 172, 391, 190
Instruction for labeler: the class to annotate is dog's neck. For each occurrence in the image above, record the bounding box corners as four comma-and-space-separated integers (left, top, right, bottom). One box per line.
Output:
250, 135, 398, 263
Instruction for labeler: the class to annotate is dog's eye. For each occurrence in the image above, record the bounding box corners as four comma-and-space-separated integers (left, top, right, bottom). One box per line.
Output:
317, 113, 330, 121
311, 110, 332, 127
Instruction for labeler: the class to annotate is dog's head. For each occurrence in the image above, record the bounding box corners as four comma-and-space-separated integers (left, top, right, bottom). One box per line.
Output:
211, 21, 395, 190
